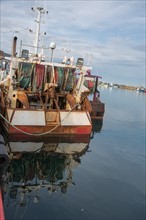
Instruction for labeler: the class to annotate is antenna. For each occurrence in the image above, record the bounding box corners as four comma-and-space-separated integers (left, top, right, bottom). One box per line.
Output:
31, 7, 48, 55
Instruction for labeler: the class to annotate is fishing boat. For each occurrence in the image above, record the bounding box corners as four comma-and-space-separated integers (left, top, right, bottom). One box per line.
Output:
0, 7, 104, 142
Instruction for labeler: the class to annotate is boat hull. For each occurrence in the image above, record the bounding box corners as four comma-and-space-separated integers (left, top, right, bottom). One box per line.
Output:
90, 100, 105, 118
2, 108, 92, 142
3, 125, 91, 142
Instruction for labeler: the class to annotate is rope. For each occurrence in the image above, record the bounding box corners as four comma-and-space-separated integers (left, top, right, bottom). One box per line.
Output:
0, 103, 79, 137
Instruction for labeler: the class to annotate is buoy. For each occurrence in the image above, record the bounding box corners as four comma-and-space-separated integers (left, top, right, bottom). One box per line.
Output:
0, 135, 9, 172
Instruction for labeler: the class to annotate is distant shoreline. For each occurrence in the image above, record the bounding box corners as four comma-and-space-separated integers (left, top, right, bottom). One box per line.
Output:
98, 81, 146, 92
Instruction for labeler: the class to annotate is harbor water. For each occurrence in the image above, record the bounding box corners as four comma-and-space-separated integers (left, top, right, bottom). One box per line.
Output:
1, 87, 145, 220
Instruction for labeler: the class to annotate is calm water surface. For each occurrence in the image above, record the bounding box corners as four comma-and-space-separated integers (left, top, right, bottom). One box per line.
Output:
2, 88, 146, 220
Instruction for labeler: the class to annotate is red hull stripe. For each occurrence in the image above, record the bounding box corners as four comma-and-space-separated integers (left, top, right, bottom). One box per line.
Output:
8, 125, 92, 135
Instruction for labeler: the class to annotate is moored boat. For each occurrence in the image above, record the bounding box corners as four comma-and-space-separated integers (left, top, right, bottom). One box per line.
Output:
0, 55, 92, 142
0, 7, 104, 142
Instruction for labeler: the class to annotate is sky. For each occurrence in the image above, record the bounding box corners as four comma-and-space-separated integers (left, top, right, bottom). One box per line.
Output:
0, 0, 145, 86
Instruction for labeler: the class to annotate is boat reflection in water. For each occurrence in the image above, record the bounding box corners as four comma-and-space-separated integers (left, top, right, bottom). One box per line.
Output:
0, 119, 103, 208
91, 118, 103, 138
1, 142, 88, 207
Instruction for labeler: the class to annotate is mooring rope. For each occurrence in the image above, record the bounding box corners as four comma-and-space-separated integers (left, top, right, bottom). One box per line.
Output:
0, 103, 79, 137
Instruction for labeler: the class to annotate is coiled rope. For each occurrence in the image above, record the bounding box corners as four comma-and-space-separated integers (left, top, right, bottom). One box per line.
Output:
0, 103, 79, 137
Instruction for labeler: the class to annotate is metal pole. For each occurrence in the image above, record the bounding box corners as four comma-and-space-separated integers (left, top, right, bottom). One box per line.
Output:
51, 49, 53, 62
19, 40, 22, 57
35, 8, 42, 55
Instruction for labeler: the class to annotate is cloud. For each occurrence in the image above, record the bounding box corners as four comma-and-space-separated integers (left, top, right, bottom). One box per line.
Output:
0, 0, 145, 86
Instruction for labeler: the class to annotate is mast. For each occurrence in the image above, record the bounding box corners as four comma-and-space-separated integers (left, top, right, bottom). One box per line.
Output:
31, 7, 48, 55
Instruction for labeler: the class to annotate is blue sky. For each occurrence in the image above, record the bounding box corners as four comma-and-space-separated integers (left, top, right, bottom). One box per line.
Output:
0, 0, 145, 86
